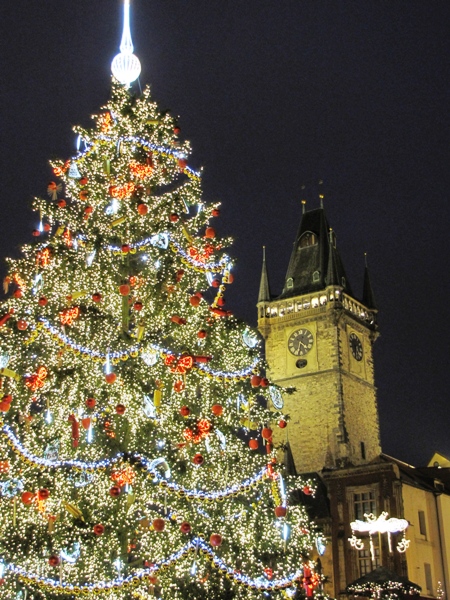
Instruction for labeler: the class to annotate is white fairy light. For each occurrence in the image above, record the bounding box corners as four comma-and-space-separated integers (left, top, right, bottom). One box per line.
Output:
111, 0, 141, 87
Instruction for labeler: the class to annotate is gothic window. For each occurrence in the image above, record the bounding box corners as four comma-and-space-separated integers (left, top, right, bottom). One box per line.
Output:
286, 277, 294, 290
312, 270, 320, 283
298, 232, 317, 249
353, 490, 380, 577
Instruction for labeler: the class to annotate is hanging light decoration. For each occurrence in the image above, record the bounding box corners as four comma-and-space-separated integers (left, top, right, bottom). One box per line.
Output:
111, 0, 141, 87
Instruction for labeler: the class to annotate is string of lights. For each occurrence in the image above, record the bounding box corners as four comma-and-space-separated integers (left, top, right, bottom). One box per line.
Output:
2, 537, 303, 594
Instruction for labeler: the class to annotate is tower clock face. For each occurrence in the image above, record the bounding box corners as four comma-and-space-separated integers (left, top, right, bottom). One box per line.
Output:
349, 333, 363, 361
288, 329, 314, 356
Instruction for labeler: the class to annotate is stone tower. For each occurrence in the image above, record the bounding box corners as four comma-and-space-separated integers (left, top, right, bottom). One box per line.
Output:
257, 205, 381, 473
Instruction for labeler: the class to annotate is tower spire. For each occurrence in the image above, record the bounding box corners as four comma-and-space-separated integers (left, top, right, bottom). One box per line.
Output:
111, 0, 142, 87
362, 253, 378, 310
257, 246, 271, 303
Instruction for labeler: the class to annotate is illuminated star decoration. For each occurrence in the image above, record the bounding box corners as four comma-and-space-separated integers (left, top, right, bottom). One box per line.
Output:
349, 512, 410, 560
111, 0, 141, 87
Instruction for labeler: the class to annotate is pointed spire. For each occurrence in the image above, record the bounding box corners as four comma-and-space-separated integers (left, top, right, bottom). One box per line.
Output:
111, 0, 142, 87
257, 246, 271, 303
362, 253, 378, 310
283, 442, 297, 476
326, 228, 340, 287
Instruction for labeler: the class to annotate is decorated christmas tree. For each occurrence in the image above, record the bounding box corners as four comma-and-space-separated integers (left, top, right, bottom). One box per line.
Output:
0, 5, 328, 600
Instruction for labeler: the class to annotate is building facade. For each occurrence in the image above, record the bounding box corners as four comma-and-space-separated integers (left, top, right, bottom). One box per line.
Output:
257, 204, 450, 599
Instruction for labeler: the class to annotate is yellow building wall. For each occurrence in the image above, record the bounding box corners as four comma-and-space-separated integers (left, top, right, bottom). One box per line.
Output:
402, 483, 449, 597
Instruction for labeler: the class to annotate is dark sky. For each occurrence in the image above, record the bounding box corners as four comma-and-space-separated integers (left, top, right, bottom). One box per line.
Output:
0, 2, 449, 467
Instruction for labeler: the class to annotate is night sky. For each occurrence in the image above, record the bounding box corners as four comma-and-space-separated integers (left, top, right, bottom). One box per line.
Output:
0, 2, 449, 467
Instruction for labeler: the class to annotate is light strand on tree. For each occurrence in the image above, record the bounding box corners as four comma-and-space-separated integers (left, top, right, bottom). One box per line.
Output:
2, 537, 304, 594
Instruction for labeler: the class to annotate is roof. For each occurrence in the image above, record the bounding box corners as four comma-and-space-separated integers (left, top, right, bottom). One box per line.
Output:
380, 454, 450, 494
278, 207, 353, 299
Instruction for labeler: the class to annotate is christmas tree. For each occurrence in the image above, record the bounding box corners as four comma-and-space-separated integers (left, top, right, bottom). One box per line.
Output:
0, 7, 328, 600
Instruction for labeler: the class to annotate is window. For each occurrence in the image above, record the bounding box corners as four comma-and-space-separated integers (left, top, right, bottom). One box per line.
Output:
360, 441, 366, 460
286, 277, 294, 290
298, 232, 317, 248
341, 276, 346, 287
424, 563, 433, 595
418, 510, 427, 537
312, 270, 320, 283
358, 542, 380, 576
354, 491, 376, 520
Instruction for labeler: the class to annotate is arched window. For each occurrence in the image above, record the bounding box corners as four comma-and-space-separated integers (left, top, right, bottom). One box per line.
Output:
298, 232, 317, 249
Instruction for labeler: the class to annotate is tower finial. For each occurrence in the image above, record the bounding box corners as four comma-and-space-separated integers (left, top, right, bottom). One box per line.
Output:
301, 199, 307, 214
111, 0, 142, 87
364, 252, 368, 267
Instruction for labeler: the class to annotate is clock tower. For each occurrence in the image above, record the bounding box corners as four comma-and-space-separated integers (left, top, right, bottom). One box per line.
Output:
257, 205, 381, 473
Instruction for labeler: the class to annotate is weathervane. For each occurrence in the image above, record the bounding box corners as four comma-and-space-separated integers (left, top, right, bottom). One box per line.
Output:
111, 0, 141, 87
349, 512, 410, 562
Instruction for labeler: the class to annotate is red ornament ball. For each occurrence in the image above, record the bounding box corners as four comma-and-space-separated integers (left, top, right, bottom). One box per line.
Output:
180, 406, 190, 417
210, 534, 222, 547
137, 203, 148, 215
84, 206, 93, 215
92, 293, 102, 303
105, 373, 117, 384
178, 158, 187, 170
193, 453, 204, 465
211, 279, 221, 288
180, 521, 191, 534
38, 297, 48, 306
2, 395, 12, 405
189, 295, 201, 307
133, 301, 143, 311
173, 126, 181, 135
153, 518, 165, 532
197, 329, 207, 339
32, 229, 41, 237
109, 486, 121, 497
17, 320, 28, 331
119, 284, 131, 296
227, 273, 234, 284
115, 404, 126, 415
13, 289, 22, 298
176, 269, 185, 282
249, 439, 259, 451
0, 402, 10, 413
260, 377, 270, 387
79, 177, 88, 186
211, 404, 223, 416
86, 398, 96, 409
93, 524, 105, 536
212, 209, 220, 217
57, 199, 67, 208
48, 555, 60, 567
21, 491, 35, 505
278, 419, 287, 429
250, 375, 261, 388
44, 223, 51, 232
121, 244, 130, 254
302, 485, 312, 495
37, 488, 50, 501
261, 427, 273, 440
274, 506, 287, 518
205, 227, 216, 239
217, 297, 226, 307
170, 213, 179, 222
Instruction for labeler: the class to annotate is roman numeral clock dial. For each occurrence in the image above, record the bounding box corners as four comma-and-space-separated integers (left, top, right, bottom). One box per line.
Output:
349, 332, 363, 361
288, 328, 314, 357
